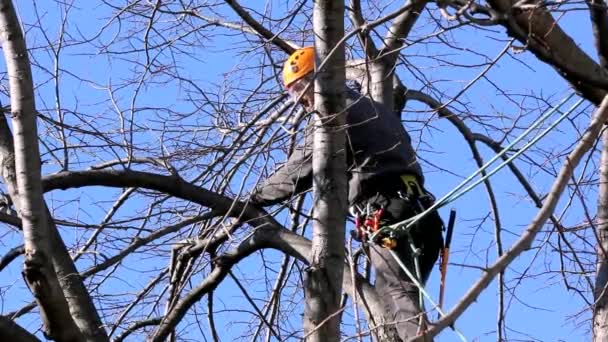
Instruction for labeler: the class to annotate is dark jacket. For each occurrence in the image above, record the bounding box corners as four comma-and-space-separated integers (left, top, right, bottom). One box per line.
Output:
251, 90, 423, 206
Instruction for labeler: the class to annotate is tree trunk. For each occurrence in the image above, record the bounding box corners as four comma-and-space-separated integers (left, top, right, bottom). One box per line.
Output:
303, 1, 347, 341
369, 61, 395, 114
594, 128, 608, 341
0, 2, 81, 340
0, 1, 107, 341
370, 0, 427, 116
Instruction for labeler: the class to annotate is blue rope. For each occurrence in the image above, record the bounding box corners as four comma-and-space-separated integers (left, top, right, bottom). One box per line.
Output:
379, 92, 584, 234
442, 97, 586, 207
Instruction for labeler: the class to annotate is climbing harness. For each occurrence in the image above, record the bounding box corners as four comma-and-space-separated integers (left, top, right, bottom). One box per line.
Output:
350, 174, 430, 249
351, 205, 398, 249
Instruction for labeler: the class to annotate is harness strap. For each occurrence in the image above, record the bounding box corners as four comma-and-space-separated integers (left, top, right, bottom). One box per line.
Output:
352, 174, 425, 249
400, 174, 423, 197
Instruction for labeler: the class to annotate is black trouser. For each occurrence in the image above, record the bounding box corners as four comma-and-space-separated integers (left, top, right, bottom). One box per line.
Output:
361, 191, 444, 341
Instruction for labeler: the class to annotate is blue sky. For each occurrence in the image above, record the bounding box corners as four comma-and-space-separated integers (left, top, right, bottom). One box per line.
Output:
0, 1, 601, 341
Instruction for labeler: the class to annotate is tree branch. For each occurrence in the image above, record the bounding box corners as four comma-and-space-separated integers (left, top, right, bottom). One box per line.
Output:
347, 0, 379, 58
43, 169, 273, 228
0, 315, 40, 342
0, 245, 23, 272
38, 162, 406, 340
0, 1, 92, 340
489, 0, 608, 104
151, 225, 399, 341
307, 2, 348, 340
113, 317, 162, 342
382, 0, 427, 62
224, 0, 298, 54
0, 211, 21, 229
586, 0, 608, 68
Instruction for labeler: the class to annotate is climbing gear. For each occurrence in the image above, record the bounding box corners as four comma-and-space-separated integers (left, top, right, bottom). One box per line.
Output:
350, 205, 397, 249
438, 208, 456, 316
388, 248, 467, 342
350, 174, 428, 249
349, 94, 582, 341
349, 174, 467, 340
367, 174, 434, 243
283, 46, 314, 88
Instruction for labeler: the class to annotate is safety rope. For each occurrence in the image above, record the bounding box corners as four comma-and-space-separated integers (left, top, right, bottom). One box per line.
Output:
371, 92, 584, 340
376, 92, 584, 238
388, 248, 468, 342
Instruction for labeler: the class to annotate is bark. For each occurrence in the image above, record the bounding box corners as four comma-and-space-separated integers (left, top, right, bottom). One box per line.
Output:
0, 1, 107, 340
586, 0, 608, 68
594, 128, 608, 342
370, 0, 427, 115
368, 61, 396, 114
0, 1, 81, 340
305, 2, 347, 341
489, 0, 608, 104
0, 315, 40, 342
588, 1, 608, 340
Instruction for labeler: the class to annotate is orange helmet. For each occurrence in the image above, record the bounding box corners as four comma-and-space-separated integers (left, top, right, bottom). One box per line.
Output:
282, 47, 314, 88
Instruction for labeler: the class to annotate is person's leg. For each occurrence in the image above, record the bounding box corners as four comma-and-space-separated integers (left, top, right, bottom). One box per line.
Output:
367, 194, 443, 340
370, 244, 422, 340
411, 209, 444, 283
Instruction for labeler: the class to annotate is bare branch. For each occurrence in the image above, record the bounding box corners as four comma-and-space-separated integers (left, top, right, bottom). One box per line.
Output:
347, 0, 379, 58
382, 0, 428, 61
0, 211, 21, 229
113, 318, 162, 342
0, 316, 40, 342
304, 2, 348, 340
42, 169, 272, 226
224, 0, 298, 54
151, 225, 398, 341
586, 0, 608, 68
489, 0, 608, 104
0, 245, 23, 272
0, 0, 91, 339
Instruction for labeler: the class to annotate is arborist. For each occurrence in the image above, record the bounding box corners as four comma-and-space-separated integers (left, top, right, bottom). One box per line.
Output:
250, 46, 444, 340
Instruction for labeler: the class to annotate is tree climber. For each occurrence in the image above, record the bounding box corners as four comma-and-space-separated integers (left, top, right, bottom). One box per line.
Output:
250, 46, 444, 340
